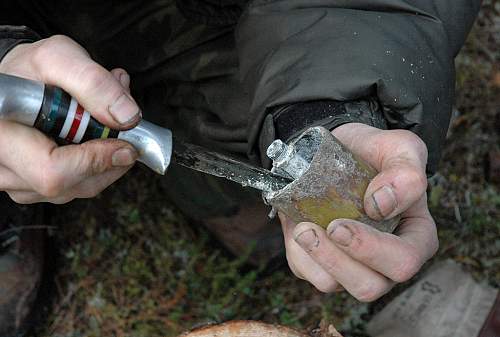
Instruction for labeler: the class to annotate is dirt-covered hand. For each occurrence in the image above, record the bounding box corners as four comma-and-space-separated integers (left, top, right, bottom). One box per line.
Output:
280, 123, 438, 302
0, 35, 141, 203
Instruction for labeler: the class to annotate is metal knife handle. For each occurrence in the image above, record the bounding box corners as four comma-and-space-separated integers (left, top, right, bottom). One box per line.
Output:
0, 73, 172, 174
35, 84, 120, 142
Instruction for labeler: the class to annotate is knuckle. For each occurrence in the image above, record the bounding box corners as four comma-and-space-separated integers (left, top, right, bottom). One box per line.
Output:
32, 35, 69, 66
32, 42, 51, 68
80, 144, 109, 175
396, 166, 427, 192
79, 64, 110, 91
410, 134, 428, 160
391, 252, 421, 283
355, 280, 386, 302
37, 160, 64, 198
321, 257, 340, 276
346, 226, 379, 264
77, 65, 120, 103
396, 130, 428, 162
38, 173, 64, 198
46, 34, 73, 46
411, 168, 428, 189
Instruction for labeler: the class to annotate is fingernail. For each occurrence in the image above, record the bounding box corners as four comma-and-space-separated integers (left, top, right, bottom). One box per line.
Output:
328, 224, 353, 246
371, 185, 397, 219
112, 147, 138, 167
109, 93, 140, 125
119, 72, 130, 88
294, 228, 319, 252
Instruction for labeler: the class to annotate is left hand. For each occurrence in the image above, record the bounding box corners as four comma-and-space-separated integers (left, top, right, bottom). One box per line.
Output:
280, 122, 438, 302
0, 35, 140, 204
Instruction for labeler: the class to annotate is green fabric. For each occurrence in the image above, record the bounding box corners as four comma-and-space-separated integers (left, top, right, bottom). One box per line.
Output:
0, 0, 481, 174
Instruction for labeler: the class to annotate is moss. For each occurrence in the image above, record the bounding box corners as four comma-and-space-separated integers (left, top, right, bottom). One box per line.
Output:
34, 6, 499, 337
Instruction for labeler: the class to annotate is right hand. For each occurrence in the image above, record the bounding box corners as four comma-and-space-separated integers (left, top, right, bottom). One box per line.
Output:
0, 35, 141, 204
280, 123, 437, 302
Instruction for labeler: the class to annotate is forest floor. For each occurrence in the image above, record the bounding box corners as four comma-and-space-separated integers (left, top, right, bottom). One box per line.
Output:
33, 2, 499, 336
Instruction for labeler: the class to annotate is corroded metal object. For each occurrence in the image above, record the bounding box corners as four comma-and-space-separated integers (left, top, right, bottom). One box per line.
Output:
264, 127, 399, 233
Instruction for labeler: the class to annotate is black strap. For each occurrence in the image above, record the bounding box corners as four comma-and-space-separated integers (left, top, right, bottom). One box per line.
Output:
270, 98, 387, 142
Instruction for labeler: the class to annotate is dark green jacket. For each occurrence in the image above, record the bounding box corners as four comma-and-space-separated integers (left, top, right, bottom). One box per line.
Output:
0, 0, 481, 174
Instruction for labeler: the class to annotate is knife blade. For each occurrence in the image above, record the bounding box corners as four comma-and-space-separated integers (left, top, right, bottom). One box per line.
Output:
172, 140, 292, 193
0, 72, 292, 192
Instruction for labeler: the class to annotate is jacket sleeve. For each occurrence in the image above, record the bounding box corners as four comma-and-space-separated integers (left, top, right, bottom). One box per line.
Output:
236, 0, 482, 174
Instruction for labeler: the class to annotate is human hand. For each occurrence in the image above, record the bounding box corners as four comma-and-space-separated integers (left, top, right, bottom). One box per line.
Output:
280, 123, 438, 302
0, 35, 141, 203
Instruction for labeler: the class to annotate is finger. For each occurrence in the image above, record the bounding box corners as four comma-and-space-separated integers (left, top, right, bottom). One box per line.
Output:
39, 139, 137, 196
11, 192, 75, 204
0, 121, 138, 198
327, 201, 438, 283
6, 191, 49, 204
32, 35, 141, 128
395, 194, 439, 260
332, 124, 428, 220
7, 191, 76, 204
5, 167, 129, 204
111, 68, 131, 93
0, 165, 31, 191
12, 166, 131, 204
363, 155, 428, 220
69, 166, 131, 199
293, 222, 394, 302
280, 214, 342, 292
331, 124, 427, 171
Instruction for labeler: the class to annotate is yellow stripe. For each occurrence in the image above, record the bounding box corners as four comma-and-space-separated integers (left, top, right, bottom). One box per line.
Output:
101, 127, 110, 139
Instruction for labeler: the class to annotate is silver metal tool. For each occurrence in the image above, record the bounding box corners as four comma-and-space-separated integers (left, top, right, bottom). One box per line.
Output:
0, 73, 399, 231
172, 140, 292, 192
0, 72, 291, 192
0, 73, 172, 174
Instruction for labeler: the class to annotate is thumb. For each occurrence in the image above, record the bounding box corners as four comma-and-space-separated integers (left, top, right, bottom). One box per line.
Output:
33, 35, 141, 129
0, 121, 138, 197
364, 157, 428, 220
51, 139, 138, 188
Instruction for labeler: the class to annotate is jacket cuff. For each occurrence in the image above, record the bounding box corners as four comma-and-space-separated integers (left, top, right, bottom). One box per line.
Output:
0, 26, 40, 63
271, 98, 387, 142
259, 98, 387, 167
